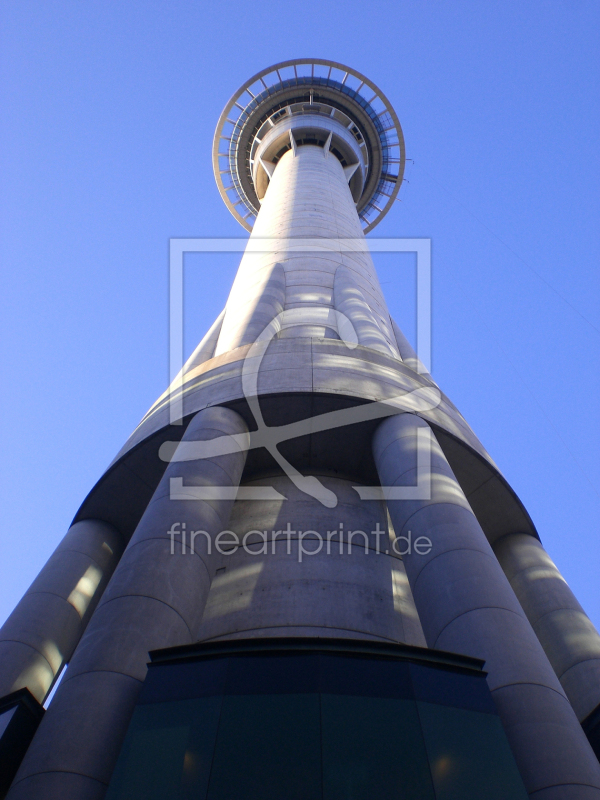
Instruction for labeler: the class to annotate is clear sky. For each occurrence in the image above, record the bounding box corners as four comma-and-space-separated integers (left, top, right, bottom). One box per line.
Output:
1, 1, 599, 631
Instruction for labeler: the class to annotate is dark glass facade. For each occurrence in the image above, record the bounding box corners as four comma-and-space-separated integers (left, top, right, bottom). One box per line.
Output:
106, 638, 527, 800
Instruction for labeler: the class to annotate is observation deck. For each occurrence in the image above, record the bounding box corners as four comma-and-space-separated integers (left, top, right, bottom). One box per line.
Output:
213, 58, 405, 232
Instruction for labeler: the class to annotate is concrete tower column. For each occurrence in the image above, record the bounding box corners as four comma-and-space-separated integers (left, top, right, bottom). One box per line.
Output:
7, 405, 249, 800
373, 412, 600, 799
0, 519, 124, 704
494, 532, 600, 723
215, 143, 399, 354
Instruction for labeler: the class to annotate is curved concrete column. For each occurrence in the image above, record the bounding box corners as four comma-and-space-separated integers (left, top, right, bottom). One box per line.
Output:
373, 412, 600, 799
0, 519, 123, 704
391, 317, 431, 376
8, 406, 249, 800
334, 266, 397, 356
494, 532, 600, 722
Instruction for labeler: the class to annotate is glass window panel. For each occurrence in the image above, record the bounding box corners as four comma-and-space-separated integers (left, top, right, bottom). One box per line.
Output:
417, 702, 528, 800
106, 697, 222, 800
319, 655, 412, 698
410, 664, 497, 714
140, 659, 227, 704
226, 654, 319, 695
207, 693, 321, 800
321, 694, 435, 800
110, 653, 528, 800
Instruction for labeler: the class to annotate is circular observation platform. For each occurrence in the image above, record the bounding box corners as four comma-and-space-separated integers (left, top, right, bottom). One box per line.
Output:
213, 58, 405, 233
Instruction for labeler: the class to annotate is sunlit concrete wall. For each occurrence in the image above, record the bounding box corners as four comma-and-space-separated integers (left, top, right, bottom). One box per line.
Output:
197, 475, 426, 647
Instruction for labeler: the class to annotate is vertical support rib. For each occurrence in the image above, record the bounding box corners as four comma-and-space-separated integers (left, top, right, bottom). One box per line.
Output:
334, 265, 397, 356
373, 412, 600, 799
7, 406, 249, 800
146, 309, 226, 419
180, 307, 225, 374
494, 532, 600, 723
390, 317, 431, 376
0, 519, 123, 704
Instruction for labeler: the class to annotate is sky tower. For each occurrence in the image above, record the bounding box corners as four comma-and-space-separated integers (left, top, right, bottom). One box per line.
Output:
2, 58, 600, 800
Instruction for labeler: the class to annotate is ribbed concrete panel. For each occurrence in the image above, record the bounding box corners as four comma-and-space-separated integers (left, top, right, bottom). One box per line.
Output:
334, 266, 398, 356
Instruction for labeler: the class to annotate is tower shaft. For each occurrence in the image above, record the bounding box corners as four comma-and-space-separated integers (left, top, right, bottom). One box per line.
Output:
217, 144, 396, 354
3, 58, 600, 800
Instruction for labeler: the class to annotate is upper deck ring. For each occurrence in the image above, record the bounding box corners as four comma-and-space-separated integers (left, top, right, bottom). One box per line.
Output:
213, 58, 406, 233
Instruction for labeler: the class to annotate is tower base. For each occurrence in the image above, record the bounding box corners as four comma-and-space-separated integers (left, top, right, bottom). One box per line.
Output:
106, 637, 527, 800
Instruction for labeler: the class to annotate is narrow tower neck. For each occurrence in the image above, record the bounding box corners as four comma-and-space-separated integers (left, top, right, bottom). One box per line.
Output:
214, 144, 398, 356
253, 145, 363, 239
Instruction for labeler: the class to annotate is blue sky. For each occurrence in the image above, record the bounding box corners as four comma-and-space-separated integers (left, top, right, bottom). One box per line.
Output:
1, 1, 599, 629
